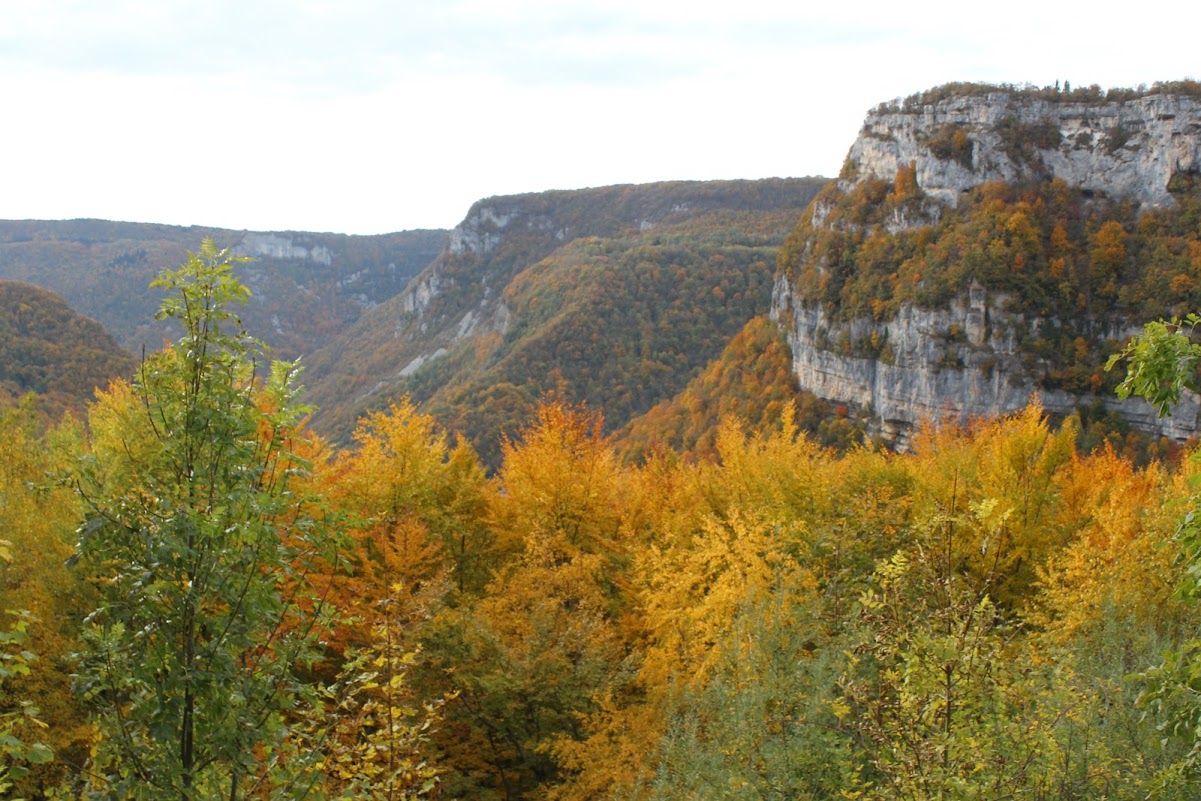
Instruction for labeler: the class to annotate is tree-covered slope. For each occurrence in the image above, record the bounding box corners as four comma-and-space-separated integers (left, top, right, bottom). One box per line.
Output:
614, 315, 863, 462
301, 179, 828, 464
0, 280, 134, 418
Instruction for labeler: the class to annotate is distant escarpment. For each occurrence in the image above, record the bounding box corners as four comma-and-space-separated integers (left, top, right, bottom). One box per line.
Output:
303, 178, 827, 463
0, 220, 446, 359
772, 82, 1201, 445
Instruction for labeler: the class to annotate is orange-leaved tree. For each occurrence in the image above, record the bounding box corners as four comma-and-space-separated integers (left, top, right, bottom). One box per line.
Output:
321, 398, 491, 641
425, 400, 634, 801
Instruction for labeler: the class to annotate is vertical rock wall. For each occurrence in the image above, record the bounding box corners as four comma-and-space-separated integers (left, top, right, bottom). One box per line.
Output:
774, 87, 1201, 443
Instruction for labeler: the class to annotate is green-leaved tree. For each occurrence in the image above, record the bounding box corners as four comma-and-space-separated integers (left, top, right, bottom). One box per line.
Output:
1108, 313, 1201, 790
72, 241, 341, 800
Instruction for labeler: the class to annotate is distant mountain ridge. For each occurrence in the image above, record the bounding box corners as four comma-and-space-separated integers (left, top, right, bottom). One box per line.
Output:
0, 181, 829, 460
0, 219, 446, 360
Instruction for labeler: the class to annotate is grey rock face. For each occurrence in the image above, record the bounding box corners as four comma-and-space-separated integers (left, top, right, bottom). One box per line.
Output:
235, 233, 333, 265
772, 277, 1199, 445
448, 206, 517, 256
851, 92, 1201, 212
774, 89, 1201, 444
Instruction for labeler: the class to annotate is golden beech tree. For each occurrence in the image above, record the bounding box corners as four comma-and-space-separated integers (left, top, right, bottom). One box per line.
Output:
423, 400, 634, 801
549, 414, 835, 801
699, 412, 835, 521
538, 448, 709, 801
635, 413, 832, 692
638, 510, 816, 690
905, 403, 1075, 608
322, 398, 492, 645
1034, 446, 1190, 643
490, 400, 629, 569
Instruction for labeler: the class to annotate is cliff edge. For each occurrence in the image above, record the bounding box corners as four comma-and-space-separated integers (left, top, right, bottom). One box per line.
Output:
773, 83, 1201, 444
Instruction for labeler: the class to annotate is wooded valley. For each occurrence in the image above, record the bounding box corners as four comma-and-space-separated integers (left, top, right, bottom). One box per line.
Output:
7, 81, 1201, 800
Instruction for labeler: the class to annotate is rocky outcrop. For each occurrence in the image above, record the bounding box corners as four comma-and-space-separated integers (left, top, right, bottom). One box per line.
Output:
774, 86, 1201, 443
772, 276, 1199, 445
851, 91, 1201, 212
235, 233, 333, 265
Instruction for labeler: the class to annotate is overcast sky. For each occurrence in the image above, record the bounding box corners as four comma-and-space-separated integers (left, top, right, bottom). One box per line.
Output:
2, 1, 1196, 235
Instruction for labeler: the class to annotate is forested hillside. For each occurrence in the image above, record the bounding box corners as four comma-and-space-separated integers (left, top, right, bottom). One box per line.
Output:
8, 80, 1201, 801
614, 315, 862, 461
0, 219, 446, 358
5, 242, 1201, 800
414, 210, 798, 466
303, 179, 828, 463
0, 280, 133, 420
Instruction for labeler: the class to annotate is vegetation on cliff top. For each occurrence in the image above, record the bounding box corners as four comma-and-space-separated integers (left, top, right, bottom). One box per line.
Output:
880, 79, 1201, 113
779, 170, 1201, 400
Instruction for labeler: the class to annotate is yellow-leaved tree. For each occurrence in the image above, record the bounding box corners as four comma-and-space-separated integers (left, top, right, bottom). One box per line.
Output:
905, 402, 1075, 609
551, 412, 835, 801
421, 400, 634, 801
322, 398, 492, 640
0, 401, 92, 795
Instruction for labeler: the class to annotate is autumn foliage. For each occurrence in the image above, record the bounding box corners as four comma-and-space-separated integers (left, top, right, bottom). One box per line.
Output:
5, 240, 1201, 800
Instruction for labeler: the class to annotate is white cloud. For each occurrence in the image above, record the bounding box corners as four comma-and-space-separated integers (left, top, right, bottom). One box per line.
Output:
1, 1, 1197, 233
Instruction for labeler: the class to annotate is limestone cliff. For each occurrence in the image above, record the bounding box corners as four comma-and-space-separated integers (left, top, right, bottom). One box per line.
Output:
850, 91, 1201, 212
234, 233, 334, 265
772, 276, 1200, 445
772, 84, 1201, 444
